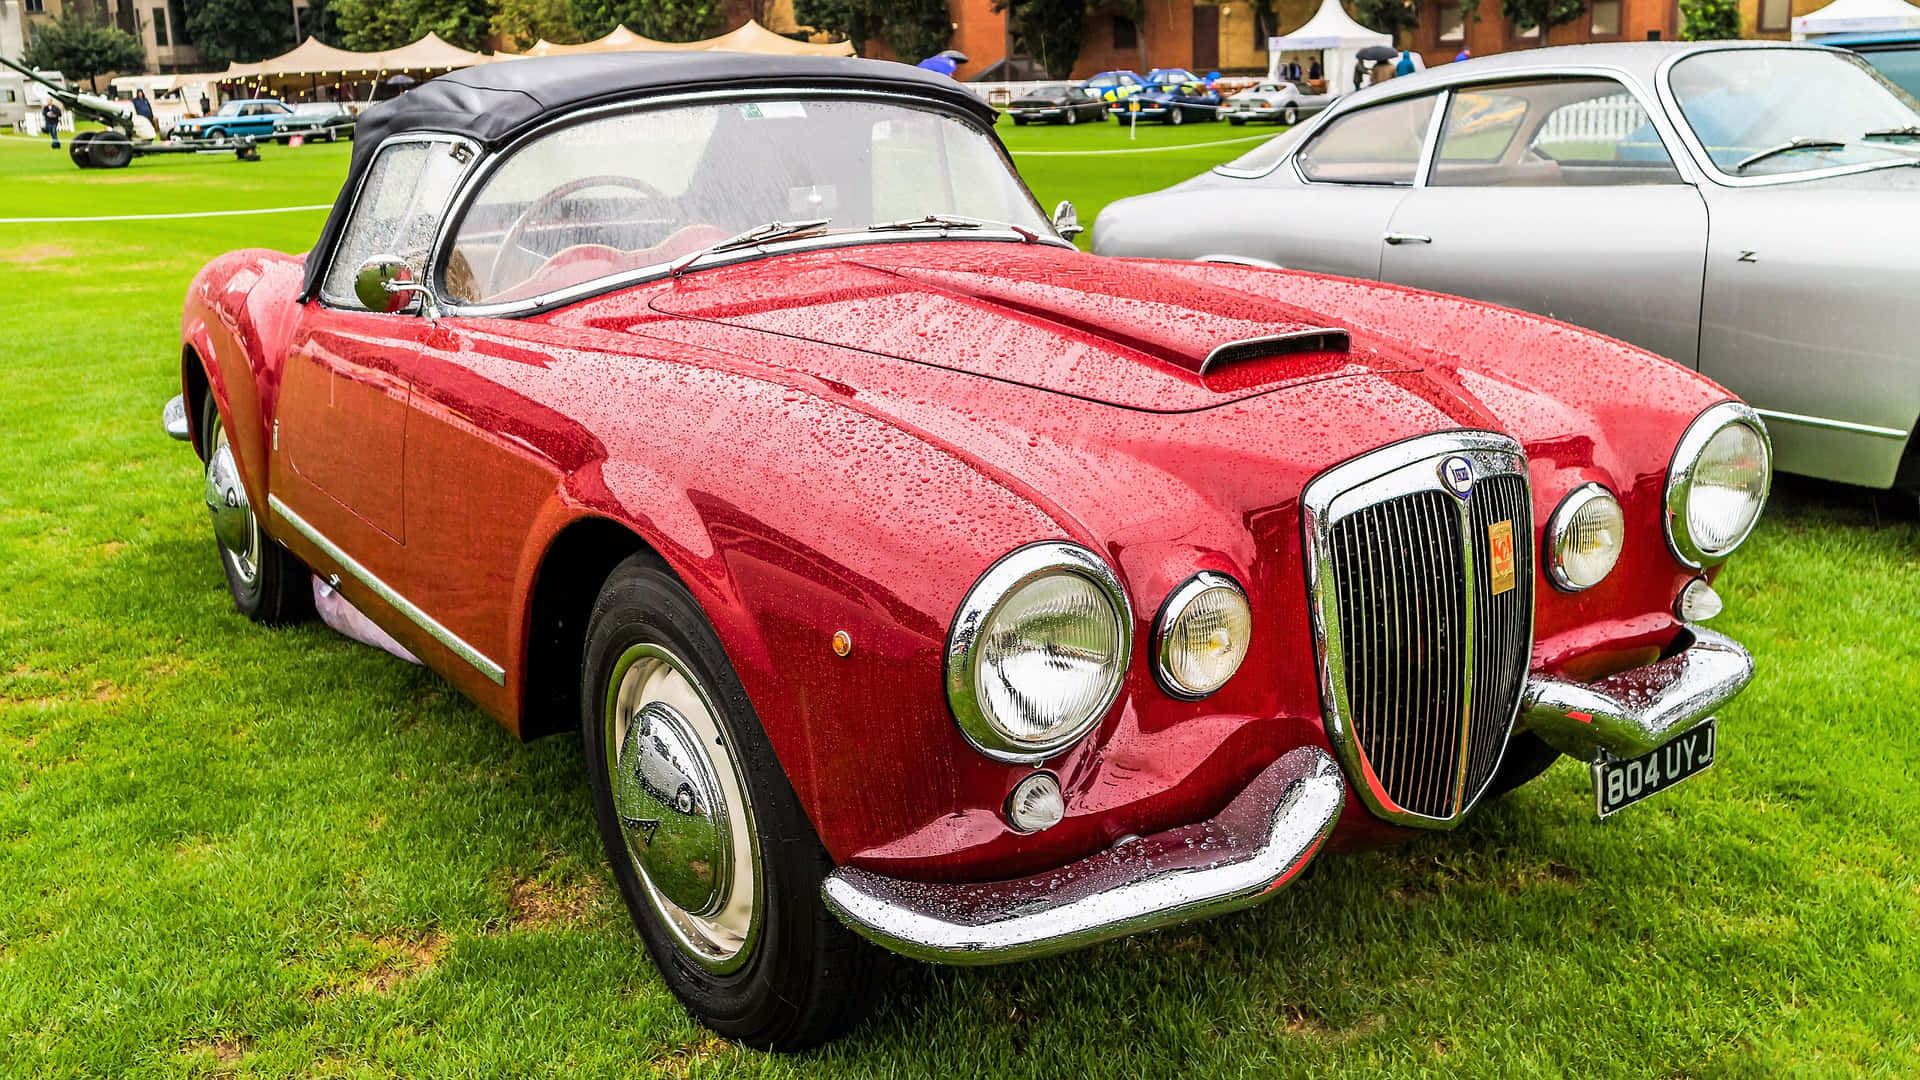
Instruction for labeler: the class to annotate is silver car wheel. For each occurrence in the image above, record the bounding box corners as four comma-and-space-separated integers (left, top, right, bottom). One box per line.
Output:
604, 642, 762, 974
204, 423, 261, 588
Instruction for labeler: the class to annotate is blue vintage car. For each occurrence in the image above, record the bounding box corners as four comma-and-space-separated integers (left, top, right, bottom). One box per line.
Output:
1820, 31, 1920, 98
171, 98, 291, 141
1080, 70, 1145, 104
1121, 68, 1224, 125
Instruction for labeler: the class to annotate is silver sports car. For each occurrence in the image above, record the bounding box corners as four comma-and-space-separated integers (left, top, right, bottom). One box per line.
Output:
1096, 42, 1920, 493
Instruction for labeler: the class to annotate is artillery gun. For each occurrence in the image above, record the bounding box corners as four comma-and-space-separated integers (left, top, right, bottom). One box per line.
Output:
1, 56, 260, 168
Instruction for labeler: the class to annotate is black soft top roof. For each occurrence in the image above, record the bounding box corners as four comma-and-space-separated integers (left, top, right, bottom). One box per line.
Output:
302, 53, 998, 299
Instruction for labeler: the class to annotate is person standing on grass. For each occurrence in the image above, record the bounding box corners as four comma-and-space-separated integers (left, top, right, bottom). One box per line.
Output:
42, 99, 62, 149
199, 91, 211, 116
132, 89, 155, 126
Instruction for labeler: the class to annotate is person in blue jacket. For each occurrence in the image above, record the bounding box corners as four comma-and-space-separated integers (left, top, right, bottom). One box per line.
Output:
1395, 49, 1416, 77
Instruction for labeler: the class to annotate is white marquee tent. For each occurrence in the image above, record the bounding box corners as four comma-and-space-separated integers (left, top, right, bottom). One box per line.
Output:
1792, 0, 1920, 37
1264, 0, 1392, 92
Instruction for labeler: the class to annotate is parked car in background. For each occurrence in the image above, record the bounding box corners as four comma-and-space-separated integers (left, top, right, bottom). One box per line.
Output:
1080, 69, 1145, 104
169, 49, 1767, 1051
172, 98, 290, 140
1096, 42, 1920, 493
273, 101, 355, 143
1822, 31, 1920, 98
1123, 68, 1225, 125
1007, 83, 1109, 125
1224, 79, 1331, 125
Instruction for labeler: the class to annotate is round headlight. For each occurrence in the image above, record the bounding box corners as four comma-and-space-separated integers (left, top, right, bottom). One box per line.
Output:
1546, 484, 1624, 592
1666, 403, 1771, 567
946, 543, 1131, 763
1154, 572, 1252, 698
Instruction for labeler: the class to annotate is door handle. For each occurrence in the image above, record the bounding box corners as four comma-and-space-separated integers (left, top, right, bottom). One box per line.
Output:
1384, 233, 1432, 246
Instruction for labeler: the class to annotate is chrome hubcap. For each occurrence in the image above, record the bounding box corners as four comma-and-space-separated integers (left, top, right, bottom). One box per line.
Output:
204, 426, 260, 586
606, 644, 759, 973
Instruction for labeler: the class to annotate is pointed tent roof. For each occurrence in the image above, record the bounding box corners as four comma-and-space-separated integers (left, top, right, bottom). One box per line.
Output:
1793, 0, 1920, 37
509, 20, 854, 59
219, 33, 488, 80
1267, 0, 1392, 50
380, 31, 490, 69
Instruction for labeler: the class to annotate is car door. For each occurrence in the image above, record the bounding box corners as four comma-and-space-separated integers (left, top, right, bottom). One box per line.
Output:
1256, 92, 1440, 278
1377, 78, 1709, 367
272, 136, 474, 587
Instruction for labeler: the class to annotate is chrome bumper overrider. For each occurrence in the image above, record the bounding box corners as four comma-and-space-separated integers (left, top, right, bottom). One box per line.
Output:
820, 747, 1344, 965
163, 394, 191, 442
1520, 623, 1754, 762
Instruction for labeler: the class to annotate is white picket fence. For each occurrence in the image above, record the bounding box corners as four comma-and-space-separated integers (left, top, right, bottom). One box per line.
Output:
1535, 94, 1648, 144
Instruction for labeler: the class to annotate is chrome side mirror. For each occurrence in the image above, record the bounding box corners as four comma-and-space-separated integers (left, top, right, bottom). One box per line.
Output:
354, 255, 428, 314
1052, 200, 1084, 240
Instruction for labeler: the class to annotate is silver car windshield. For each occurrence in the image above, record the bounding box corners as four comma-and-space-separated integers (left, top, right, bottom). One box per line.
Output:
444, 97, 1049, 306
1669, 49, 1920, 177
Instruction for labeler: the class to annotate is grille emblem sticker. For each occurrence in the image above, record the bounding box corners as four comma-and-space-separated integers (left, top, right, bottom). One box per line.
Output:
1439, 455, 1475, 499
1488, 519, 1516, 595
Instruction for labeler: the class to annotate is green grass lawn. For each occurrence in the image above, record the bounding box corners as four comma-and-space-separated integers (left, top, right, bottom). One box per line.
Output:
2, 123, 1919, 1078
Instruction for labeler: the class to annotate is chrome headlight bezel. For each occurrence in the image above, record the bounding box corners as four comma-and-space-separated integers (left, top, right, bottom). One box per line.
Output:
944, 542, 1132, 764
1665, 402, 1772, 569
1545, 483, 1625, 593
1153, 571, 1253, 700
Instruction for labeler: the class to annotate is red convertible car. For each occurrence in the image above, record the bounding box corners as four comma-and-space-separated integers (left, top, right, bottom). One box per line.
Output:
166, 54, 1768, 1048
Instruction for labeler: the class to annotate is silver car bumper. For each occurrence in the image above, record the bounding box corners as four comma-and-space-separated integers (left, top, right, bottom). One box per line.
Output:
821, 746, 1344, 965
163, 394, 191, 442
1520, 623, 1754, 762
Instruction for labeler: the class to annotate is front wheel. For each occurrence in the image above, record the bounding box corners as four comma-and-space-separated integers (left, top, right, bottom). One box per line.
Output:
1227, 115, 1245, 126
205, 127, 226, 140
1283, 106, 1299, 125
1065, 108, 1078, 126
1169, 107, 1186, 126
199, 394, 311, 624
582, 555, 882, 1049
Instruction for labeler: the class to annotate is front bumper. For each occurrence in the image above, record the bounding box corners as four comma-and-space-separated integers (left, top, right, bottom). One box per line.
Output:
1521, 623, 1754, 762
822, 746, 1344, 964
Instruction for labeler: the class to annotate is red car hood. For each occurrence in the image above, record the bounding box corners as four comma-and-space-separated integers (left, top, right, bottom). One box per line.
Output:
645, 244, 1423, 412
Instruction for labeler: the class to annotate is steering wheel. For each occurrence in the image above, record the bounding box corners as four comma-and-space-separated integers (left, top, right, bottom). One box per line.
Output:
488, 174, 671, 298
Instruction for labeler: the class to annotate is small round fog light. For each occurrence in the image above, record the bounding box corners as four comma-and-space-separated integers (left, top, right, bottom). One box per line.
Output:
1006, 771, 1065, 834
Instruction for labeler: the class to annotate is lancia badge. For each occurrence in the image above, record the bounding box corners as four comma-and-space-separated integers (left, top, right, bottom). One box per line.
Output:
1439, 455, 1475, 499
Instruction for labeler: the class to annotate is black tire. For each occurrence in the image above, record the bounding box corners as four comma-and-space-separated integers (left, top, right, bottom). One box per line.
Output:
67, 130, 98, 168
1169, 107, 1186, 126
582, 555, 883, 1050
89, 132, 134, 169
205, 127, 226, 140
1011, 115, 1027, 125
1227, 115, 1245, 126
1065, 108, 1078, 126
1484, 732, 1563, 800
1284, 106, 1299, 125
198, 394, 312, 625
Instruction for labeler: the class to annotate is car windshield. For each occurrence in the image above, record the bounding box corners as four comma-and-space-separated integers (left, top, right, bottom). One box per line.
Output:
1858, 45, 1920, 99
1668, 48, 1920, 176
293, 103, 336, 116
1153, 71, 1196, 85
444, 97, 1050, 306
1032, 84, 1069, 96
216, 102, 242, 116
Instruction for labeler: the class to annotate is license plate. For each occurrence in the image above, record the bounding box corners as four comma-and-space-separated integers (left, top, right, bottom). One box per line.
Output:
1591, 718, 1715, 819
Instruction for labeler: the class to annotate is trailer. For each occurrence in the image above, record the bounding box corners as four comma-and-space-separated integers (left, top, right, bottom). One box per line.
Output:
1, 57, 261, 168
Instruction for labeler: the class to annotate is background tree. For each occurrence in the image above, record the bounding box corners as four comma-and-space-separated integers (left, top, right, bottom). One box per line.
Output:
21, 11, 147, 90
331, 0, 495, 50
1499, 0, 1585, 41
302, 0, 347, 46
791, 0, 884, 53
493, 0, 583, 50
882, 0, 952, 62
1678, 0, 1741, 39
996, 0, 1086, 79
568, 0, 726, 41
179, 0, 293, 64
1352, 0, 1419, 46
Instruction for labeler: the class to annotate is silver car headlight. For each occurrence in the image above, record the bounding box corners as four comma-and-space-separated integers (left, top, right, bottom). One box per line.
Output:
1154, 572, 1252, 698
1666, 403, 1771, 568
1546, 484, 1625, 592
946, 542, 1131, 763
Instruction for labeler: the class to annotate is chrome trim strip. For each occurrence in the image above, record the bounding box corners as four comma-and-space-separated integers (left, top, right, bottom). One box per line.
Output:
1520, 623, 1753, 762
1664, 401, 1773, 569
1198, 328, 1349, 375
1751, 407, 1909, 440
1300, 430, 1533, 829
267, 494, 506, 685
943, 541, 1132, 765
821, 746, 1343, 964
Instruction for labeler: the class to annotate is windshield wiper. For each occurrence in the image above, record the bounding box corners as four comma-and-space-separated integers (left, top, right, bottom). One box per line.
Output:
867, 213, 1038, 242
1734, 137, 1848, 172
1863, 125, 1920, 141
667, 217, 833, 277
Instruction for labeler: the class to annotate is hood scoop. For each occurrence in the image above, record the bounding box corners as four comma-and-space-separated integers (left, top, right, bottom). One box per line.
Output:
1202, 329, 1350, 375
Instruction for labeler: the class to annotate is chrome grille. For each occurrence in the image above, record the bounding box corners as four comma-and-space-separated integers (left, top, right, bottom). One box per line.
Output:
1303, 433, 1535, 828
